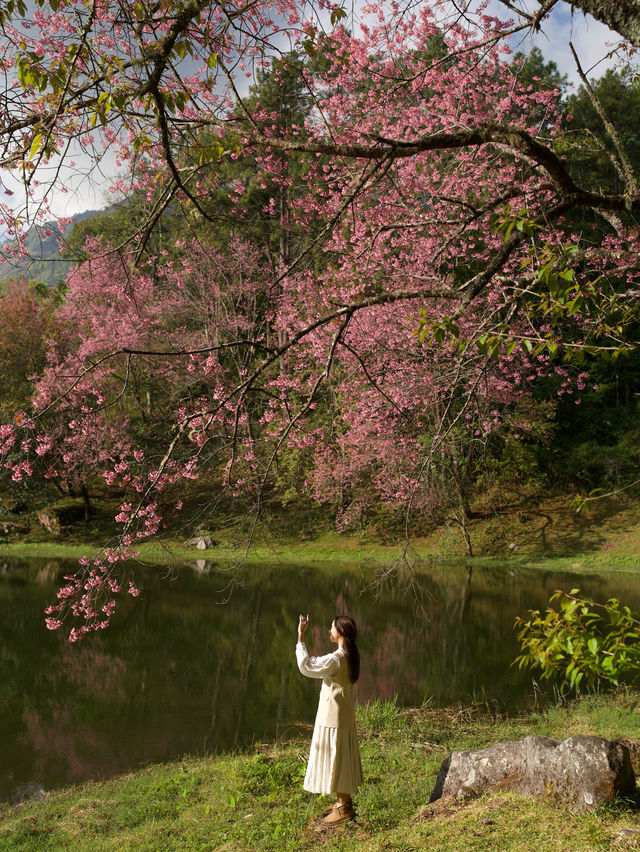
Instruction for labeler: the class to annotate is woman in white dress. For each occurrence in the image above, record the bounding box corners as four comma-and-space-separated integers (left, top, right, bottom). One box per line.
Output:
296, 613, 363, 826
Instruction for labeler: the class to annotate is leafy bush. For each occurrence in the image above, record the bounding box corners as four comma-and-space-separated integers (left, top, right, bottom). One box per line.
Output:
514, 589, 640, 690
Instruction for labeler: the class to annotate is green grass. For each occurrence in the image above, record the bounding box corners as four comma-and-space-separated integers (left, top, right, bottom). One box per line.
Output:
0, 530, 408, 567
4, 492, 640, 572
0, 540, 638, 574
435, 551, 640, 574
2, 693, 640, 851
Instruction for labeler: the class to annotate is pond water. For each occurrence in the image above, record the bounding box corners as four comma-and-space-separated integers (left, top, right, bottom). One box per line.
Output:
2, 554, 640, 805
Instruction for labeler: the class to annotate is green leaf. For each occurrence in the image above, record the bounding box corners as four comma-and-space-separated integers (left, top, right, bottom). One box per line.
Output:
302, 38, 316, 56
488, 339, 501, 359
503, 221, 515, 244
207, 53, 218, 69
29, 133, 43, 160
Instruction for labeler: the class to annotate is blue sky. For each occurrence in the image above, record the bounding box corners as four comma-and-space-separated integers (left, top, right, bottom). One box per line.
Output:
505, 0, 628, 89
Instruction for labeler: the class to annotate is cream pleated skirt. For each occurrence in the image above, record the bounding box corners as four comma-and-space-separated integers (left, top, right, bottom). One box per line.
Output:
303, 722, 363, 795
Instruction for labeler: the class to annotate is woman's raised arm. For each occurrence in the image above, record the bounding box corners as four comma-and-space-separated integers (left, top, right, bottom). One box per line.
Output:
296, 642, 341, 679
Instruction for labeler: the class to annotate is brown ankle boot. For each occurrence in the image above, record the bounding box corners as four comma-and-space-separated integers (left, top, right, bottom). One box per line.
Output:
321, 802, 354, 826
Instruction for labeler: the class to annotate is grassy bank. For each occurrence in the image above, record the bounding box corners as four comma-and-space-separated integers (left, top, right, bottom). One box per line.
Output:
2, 693, 640, 851
0, 535, 403, 567
1, 539, 640, 576
2, 493, 640, 573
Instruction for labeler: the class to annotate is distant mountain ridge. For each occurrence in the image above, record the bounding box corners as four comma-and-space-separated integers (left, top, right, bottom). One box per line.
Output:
0, 208, 104, 288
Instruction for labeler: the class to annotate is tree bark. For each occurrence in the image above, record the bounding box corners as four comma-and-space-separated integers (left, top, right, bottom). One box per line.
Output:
451, 510, 474, 557
79, 483, 92, 521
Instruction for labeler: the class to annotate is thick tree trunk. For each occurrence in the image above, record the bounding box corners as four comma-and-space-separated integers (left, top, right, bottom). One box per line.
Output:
79, 483, 92, 521
451, 510, 474, 557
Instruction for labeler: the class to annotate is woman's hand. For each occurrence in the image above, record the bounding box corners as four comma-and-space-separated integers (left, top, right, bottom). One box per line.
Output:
298, 613, 309, 642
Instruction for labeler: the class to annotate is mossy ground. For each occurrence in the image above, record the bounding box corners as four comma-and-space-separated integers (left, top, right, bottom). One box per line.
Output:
2, 693, 640, 851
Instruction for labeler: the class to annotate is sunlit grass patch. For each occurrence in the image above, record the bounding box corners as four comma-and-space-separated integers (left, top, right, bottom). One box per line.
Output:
2, 693, 640, 851
357, 695, 403, 736
396, 790, 621, 852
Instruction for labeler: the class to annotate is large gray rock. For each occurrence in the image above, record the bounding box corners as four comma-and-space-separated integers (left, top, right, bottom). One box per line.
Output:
430, 735, 636, 812
185, 534, 217, 550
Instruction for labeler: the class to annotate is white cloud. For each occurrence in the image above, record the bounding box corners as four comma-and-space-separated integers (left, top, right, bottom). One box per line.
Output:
507, 2, 629, 89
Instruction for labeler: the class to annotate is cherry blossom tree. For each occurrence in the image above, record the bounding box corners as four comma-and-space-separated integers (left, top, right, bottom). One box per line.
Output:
0, 279, 52, 419
0, 0, 639, 637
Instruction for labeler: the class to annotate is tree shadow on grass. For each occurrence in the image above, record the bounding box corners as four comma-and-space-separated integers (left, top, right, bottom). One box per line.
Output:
471, 495, 640, 558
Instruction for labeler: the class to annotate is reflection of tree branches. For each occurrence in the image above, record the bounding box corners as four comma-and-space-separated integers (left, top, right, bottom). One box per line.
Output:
362, 545, 437, 626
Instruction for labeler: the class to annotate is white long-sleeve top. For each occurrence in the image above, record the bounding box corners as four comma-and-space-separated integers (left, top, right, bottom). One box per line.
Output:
296, 641, 357, 727
296, 641, 341, 679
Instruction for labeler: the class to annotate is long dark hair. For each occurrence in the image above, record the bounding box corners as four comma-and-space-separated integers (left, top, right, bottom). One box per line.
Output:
334, 615, 360, 683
